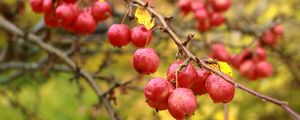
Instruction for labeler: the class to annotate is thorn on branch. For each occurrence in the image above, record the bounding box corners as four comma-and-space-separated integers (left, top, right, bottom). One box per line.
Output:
164, 16, 173, 25
183, 34, 195, 46
143, 2, 148, 7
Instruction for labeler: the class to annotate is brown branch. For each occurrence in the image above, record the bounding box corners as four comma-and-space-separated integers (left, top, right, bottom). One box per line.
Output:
0, 16, 120, 120
131, 0, 300, 119
100, 76, 141, 98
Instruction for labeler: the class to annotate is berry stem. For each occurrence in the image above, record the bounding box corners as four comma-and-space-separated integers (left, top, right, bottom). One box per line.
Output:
224, 104, 228, 120
121, 6, 130, 24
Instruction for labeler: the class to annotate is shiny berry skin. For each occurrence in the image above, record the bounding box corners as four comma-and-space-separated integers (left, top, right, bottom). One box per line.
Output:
132, 48, 160, 74
253, 47, 266, 62
210, 43, 231, 62
43, 0, 54, 14
195, 9, 209, 22
210, 12, 225, 26
205, 74, 234, 103
167, 61, 198, 88
144, 77, 173, 102
92, 1, 111, 21
256, 61, 273, 78
191, 1, 205, 11
144, 77, 173, 110
30, 0, 44, 13
74, 11, 97, 35
168, 88, 197, 119
56, 4, 78, 24
178, 0, 192, 15
271, 24, 283, 36
107, 24, 131, 47
239, 60, 257, 80
131, 25, 152, 48
193, 69, 210, 95
209, 0, 231, 12
261, 30, 276, 46
146, 100, 168, 110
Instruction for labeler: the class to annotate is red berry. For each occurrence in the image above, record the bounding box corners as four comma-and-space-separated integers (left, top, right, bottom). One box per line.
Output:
146, 100, 168, 110
205, 74, 234, 103
256, 61, 273, 78
210, 12, 225, 26
43, 0, 54, 14
56, 4, 78, 25
144, 77, 173, 101
30, 0, 44, 13
231, 49, 252, 69
210, 43, 231, 62
132, 48, 160, 74
193, 69, 210, 95
261, 30, 276, 46
209, 0, 231, 12
271, 24, 283, 36
92, 1, 111, 21
131, 25, 152, 48
195, 9, 209, 22
239, 60, 257, 80
197, 20, 211, 32
44, 10, 59, 27
166, 61, 198, 88
253, 47, 266, 62
191, 1, 205, 11
107, 24, 131, 47
168, 88, 197, 119
74, 11, 97, 35
178, 0, 192, 15
144, 77, 173, 110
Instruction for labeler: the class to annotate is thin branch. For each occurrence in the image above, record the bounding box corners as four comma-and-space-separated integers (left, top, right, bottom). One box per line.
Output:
131, 0, 300, 119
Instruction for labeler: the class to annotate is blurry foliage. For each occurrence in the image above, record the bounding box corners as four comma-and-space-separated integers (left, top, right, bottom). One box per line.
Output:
0, 0, 300, 120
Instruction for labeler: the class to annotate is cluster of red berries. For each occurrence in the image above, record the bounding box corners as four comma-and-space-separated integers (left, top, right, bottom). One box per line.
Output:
178, 0, 231, 32
29, 0, 111, 35
144, 61, 234, 119
260, 24, 284, 46
210, 24, 283, 80
107, 24, 159, 75
107, 23, 234, 119
107, 24, 152, 48
210, 43, 273, 80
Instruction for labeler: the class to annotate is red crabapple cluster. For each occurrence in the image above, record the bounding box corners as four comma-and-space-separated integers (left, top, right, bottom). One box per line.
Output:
178, 0, 231, 32
29, 0, 111, 35
144, 61, 234, 119
210, 24, 283, 80
107, 24, 159, 74
107, 23, 234, 119
260, 24, 284, 46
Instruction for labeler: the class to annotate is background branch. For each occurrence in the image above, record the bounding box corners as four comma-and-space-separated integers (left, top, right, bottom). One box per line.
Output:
0, 16, 120, 120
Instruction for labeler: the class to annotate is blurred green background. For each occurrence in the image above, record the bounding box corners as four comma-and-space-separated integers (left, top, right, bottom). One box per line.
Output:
1, 0, 300, 120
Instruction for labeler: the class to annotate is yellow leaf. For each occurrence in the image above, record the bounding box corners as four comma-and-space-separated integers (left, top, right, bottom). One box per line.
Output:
135, 6, 155, 30
209, 61, 233, 78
